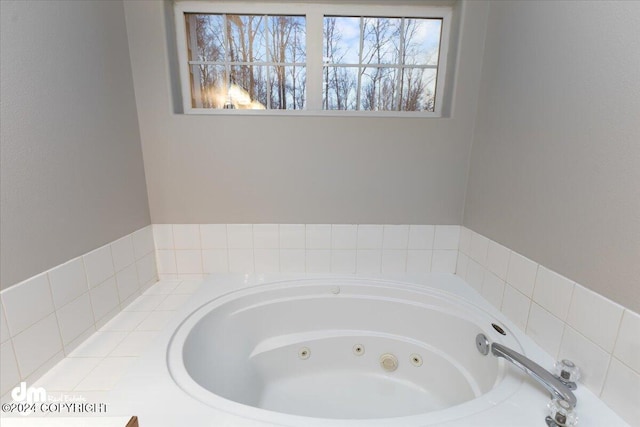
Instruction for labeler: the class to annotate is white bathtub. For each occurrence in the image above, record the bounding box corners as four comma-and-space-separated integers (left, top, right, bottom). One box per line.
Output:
110, 274, 626, 426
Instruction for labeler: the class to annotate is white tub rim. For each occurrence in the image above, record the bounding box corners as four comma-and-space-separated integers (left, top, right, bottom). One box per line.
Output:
166, 276, 525, 426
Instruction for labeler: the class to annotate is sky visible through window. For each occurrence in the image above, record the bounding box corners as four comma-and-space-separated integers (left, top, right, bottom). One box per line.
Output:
186, 14, 306, 110
323, 17, 441, 112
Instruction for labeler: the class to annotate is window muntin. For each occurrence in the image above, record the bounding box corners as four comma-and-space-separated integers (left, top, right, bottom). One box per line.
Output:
176, 3, 450, 116
185, 13, 306, 110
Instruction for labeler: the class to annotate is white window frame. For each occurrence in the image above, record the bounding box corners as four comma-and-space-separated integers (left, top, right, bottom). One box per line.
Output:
174, 1, 451, 117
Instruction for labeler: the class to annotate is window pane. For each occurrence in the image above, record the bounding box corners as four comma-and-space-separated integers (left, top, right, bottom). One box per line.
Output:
323, 66, 358, 110
268, 16, 306, 63
422, 68, 437, 111
402, 18, 442, 66
362, 17, 401, 65
185, 14, 225, 62
225, 15, 267, 63
182, 9, 444, 113
360, 66, 400, 111
323, 17, 360, 64
399, 68, 437, 112
269, 66, 306, 110
229, 65, 268, 109
190, 65, 227, 108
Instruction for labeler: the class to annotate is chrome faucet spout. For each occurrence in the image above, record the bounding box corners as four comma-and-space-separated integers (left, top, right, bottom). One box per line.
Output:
491, 342, 577, 407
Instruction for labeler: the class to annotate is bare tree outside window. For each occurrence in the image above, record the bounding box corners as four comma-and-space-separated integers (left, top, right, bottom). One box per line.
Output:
178, 6, 448, 114
185, 13, 306, 110
323, 16, 441, 112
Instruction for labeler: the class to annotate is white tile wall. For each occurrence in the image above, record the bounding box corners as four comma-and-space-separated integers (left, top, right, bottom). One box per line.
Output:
505, 252, 538, 297
228, 249, 254, 272
468, 232, 489, 264
306, 224, 331, 249
4, 223, 635, 423
136, 252, 157, 287
501, 284, 531, 331
26, 279, 199, 401
408, 225, 434, 250
12, 313, 63, 378
48, 258, 88, 309
116, 264, 139, 302
406, 250, 432, 273
465, 259, 485, 293
331, 225, 357, 249
279, 224, 305, 248
152, 224, 174, 249
280, 249, 305, 272
532, 266, 574, 321
485, 240, 510, 280
154, 224, 460, 277
559, 326, 611, 394
131, 227, 154, 260
356, 249, 382, 273
481, 271, 505, 310
306, 250, 331, 273
111, 235, 136, 272
1, 273, 55, 336
526, 303, 565, 358
202, 249, 228, 273
254, 249, 279, 272
173, 224, 200, 249
1, 340, 21, 395
613, 310, 640, 373
357, 225, 383, 249
331, 250, 357, 273
0, 309, 10, 344
253, 224, 279, 248
56, 293, 94, 346
382, 225, 409, 249
90, 277, 120, 323
200, 224, 227, 248
175, 250, 203, 274
83, 245, 115, 288
431, 250, 457, 273
381, 250, 407, 273
601, 358, 640, 425
433, 225, 460, 250
456, 226, 640, 425
227, 224, 253, 248
0, 225, 157, 399
566, 285, 624, 352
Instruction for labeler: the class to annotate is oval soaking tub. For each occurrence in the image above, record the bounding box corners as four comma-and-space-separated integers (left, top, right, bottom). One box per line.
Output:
166, 277, 524, 424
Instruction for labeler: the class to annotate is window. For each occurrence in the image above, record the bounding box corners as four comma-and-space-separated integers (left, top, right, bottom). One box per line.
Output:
175, 2, 451, 116
184, 13, 306, 110
323, 17, 441, 112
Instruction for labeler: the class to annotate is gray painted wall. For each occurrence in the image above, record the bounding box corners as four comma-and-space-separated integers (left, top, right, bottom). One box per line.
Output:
123, 0, 489, 225
0, 0, 151, 289
464, 1, 640, 311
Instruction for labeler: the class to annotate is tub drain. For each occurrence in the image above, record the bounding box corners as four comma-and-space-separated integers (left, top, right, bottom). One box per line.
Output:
379, 353, 398, 372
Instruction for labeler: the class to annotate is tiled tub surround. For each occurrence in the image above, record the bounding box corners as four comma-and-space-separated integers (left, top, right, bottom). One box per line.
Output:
153, 224, 461, 279
154, 223, 638, 424
3, 275, 627, 425
0, 226, 158, 399
456, 227, 640, 425
1, 223, 637, 424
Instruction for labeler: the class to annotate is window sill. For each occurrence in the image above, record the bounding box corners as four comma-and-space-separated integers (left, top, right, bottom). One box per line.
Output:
181, 108, 444, 119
